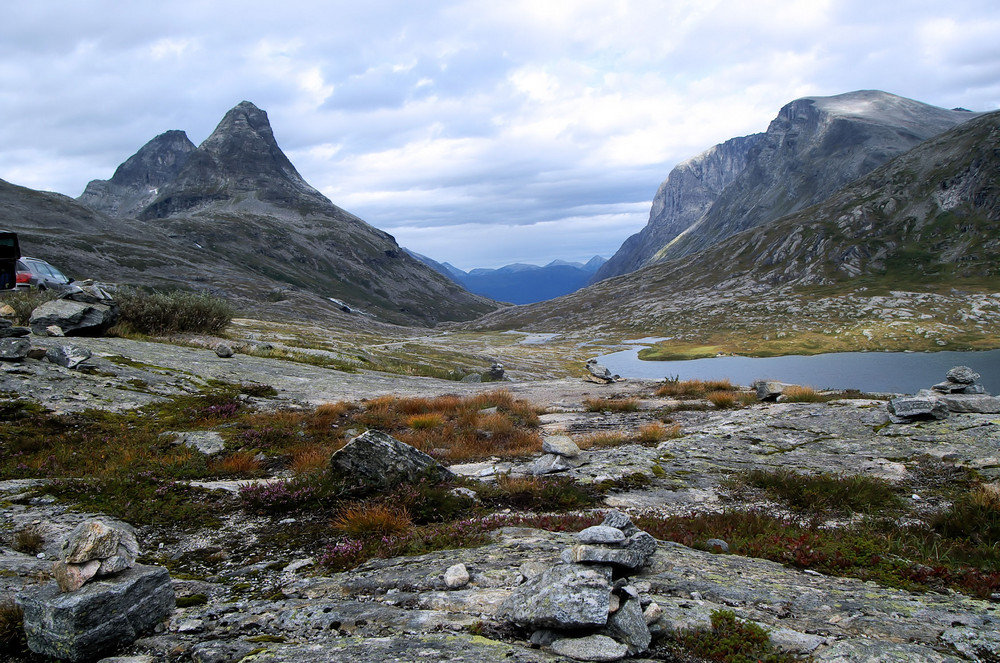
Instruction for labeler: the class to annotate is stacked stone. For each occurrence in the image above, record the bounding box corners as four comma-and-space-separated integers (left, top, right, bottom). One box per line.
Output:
530, 435, 588, 475
52, 520, 140, 591
16, 519, 176, 662
888, 366, 1000, 423
497, 511, 659, 661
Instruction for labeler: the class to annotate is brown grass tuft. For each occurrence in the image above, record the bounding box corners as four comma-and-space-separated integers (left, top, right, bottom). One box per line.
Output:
636, 422, 682, 444
290, 445, 331, 475
332, 503, 412, 538
576, 431, 628, 449
212, 450, 262, 476
706, 390, 737, 408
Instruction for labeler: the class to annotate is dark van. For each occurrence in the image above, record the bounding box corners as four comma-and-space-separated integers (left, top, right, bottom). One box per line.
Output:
0, 230, 20, 291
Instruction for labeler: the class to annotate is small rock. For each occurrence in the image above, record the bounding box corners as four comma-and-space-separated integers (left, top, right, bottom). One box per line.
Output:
46, 325, 66, 337
601, 511, 639, 537
45, 344, 92, 369
0, 337, 31, 361
887, 395, 950, 423
551, 634, 628, 662
706, 538, 729, 553
643, 602, 663, 625
214, 343, 234, 358
444, 563, 470, 588
946, 366, 980, 385
542, 435, 581, 457
529, 453, 585, 475
52, 559, 101, 592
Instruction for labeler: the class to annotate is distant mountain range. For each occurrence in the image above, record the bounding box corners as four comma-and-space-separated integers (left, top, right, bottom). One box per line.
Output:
1, 102, 496, 326
407, 252, 606, 304
474, 92, 1000, 343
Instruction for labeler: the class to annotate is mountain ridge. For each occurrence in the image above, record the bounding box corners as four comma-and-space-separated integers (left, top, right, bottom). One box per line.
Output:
597, 90, 982, 282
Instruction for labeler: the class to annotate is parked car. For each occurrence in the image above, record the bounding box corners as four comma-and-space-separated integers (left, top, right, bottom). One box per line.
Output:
15, 257, 73, 291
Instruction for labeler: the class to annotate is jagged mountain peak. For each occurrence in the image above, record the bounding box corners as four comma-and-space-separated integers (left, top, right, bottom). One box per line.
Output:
138, 100, 328, 220
77, 130, 196, 218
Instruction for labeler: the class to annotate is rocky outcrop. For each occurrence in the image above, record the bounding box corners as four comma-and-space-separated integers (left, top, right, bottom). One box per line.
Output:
28, 283, 119, 337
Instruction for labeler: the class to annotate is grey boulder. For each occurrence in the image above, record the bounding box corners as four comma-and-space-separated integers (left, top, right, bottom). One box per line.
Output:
30, 298, 119, 336
17, 564, 174, 662
329, 430, 454, 489
0, 337, 31, 360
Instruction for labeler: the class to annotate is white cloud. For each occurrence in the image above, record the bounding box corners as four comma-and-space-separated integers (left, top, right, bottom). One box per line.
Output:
1, 0, 998, 268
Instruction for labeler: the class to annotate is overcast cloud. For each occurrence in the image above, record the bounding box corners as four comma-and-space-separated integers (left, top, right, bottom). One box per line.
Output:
2, 1, 998, 269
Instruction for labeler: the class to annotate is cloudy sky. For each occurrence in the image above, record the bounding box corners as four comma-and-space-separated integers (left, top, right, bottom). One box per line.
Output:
2, 1, 999, 270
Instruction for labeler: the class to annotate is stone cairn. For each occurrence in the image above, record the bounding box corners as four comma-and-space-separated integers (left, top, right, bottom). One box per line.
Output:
888, 366, 1000, 423
585, 359, 620, 384
497, 511, 659, 661
16, 519, 175, 662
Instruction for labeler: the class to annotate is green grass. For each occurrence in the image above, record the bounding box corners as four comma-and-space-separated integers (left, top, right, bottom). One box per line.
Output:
669, 610, 797, 663
730, 468, 903, 514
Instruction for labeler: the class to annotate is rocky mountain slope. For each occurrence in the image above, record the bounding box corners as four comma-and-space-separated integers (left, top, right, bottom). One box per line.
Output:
597, 91, 981, 281
469, 109, 1000, 354
1, 102, 496, 327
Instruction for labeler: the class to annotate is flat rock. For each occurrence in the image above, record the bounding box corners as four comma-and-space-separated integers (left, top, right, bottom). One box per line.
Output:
887, 395, 950, 422
576, 525, 626, 545
937, 393, 1000, 414
550, 634, 628, 661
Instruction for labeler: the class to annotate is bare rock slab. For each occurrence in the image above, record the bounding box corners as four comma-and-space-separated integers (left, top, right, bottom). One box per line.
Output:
17, 564, 174, 662
551, 634, 628, 661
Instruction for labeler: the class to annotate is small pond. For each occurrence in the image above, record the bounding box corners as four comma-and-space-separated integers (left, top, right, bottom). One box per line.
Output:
596, 348, 1000, 395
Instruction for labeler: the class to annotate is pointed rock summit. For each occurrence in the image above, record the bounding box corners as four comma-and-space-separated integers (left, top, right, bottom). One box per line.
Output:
140, 101, 328, 219
77, 130, 196, 218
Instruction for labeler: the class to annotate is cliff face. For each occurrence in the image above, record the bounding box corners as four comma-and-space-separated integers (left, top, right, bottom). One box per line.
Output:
593, 133, 763, 282
600, 91, 980, 281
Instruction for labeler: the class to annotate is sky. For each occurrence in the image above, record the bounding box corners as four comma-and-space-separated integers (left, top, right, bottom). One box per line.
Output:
2, 1, 999, 270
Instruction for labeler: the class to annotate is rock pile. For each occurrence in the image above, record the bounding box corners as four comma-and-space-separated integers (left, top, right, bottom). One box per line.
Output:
16, 519, 175, 662
530, 435, 588, 475
497, 511, 658, 660
888, 365, 1000, 423
52, 520, 140, 592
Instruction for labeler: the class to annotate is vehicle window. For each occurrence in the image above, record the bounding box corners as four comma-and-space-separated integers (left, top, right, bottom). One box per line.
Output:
16, 260, 28, 270
49, 266, 68, 281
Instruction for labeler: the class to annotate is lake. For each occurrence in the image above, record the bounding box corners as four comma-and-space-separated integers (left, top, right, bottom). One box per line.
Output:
595, 348, 1000, 395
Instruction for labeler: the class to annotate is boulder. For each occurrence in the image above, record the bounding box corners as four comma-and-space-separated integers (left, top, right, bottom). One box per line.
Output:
17, 564, 175, 662
29, 297, 119, 336
529, 453, 586, 475
45, 344, 93, 369
497, 563, 613, 629
947, 366, 980, 385
755, 380, 791, 402
887, 395, 950, 423
0, 318, 30, 338
0, 337, 31, 361
214, 343, 234, 358
170, 431, 226, 455
488, 362, 505, 380
329, 430, 454, 489
56, 520, 139, 590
